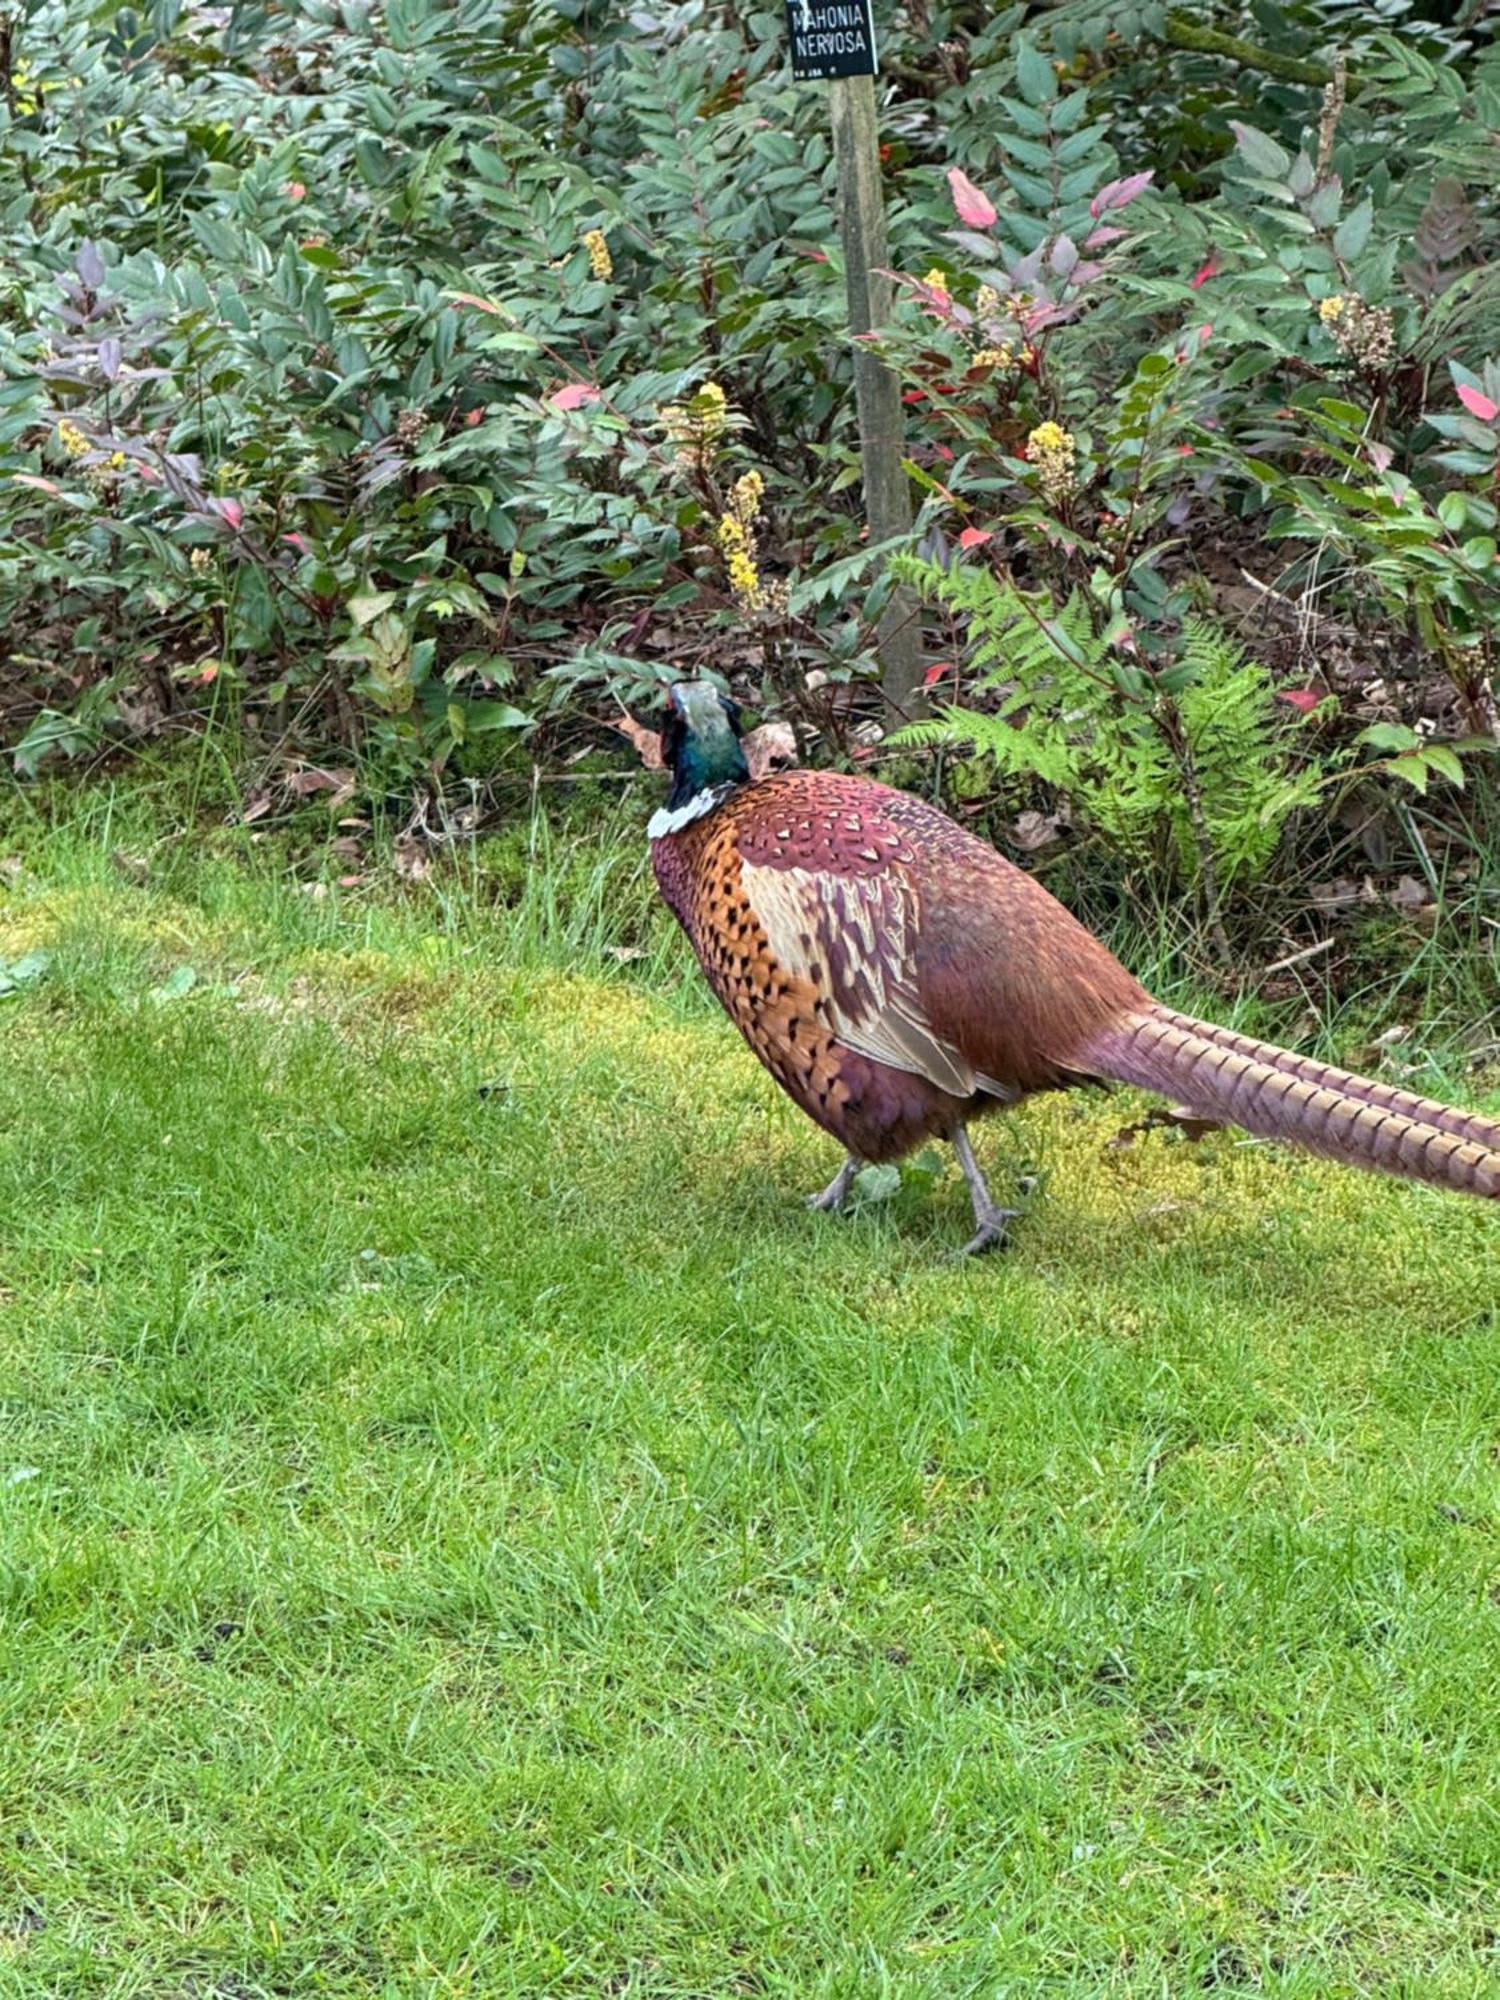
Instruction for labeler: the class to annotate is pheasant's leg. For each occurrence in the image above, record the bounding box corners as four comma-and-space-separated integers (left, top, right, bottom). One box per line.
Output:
952, 1125, 1021, 1256
807, 1154, 861, 1213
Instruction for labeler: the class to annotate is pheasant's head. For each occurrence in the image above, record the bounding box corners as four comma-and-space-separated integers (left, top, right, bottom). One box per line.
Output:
649, 681, 752, 836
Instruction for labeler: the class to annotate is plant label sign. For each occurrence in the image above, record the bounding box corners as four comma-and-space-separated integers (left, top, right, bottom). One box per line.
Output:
786, 0, 878, 80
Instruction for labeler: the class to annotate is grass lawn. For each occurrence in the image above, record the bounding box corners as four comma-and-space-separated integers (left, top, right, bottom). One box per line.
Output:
1, 779, 1498, 1997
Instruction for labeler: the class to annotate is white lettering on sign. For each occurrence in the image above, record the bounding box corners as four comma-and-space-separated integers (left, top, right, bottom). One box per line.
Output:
785, 0, 878, 79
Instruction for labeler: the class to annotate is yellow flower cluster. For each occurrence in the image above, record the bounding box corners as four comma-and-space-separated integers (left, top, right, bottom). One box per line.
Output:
974, 283, 1001, 320
729, 469, 763, 521
583, 228, 612, 281
1026, 420, 1077, 503
56, 418, 89, 458
718, 468, 768, 613
922, 267, 949, 293
974, 344, 1033, 372
1315, 293, 1395, 370
662, 380, 730, 470
717, 514, 761, 610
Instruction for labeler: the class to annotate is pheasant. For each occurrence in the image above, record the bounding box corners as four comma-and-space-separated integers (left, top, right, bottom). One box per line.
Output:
648, 681, 1500, 1253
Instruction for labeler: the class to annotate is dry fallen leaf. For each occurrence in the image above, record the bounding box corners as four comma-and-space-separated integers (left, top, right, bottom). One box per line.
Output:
744, 720, 798, 777
603, 713, 665, 771
1011, 809, 1063, 853
1388, 874, 1433, 912
287, 766, 357, 803
392, 834, 430, 883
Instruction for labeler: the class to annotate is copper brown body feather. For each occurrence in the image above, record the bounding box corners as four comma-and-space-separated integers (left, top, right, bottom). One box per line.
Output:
651, 763, 1500, 1215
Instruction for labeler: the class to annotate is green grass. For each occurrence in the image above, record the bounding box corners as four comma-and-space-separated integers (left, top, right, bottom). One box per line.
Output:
1, 778, 1498, 1997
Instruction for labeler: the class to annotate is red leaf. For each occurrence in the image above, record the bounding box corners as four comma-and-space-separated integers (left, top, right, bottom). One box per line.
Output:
947, 166, 997, 228
1190, 256, 1220, 288
958, 527, 992, 549
1084, 225, 1127, 249
1090, 170, 1154, 218
213, 497, 244, 530
924, 661, 955, 687
1457, 383, 1499, 422
549, 383, 601, 410
932, 444, 954, 463
1277, 686, 1322, 713
284, 180, 307, 200
450, 291, 507, 315
11, 473, 61, 495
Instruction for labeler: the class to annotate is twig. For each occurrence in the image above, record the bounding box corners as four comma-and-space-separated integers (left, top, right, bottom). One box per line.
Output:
1315, 56, 1347, 185
1263, 935, 1336, 975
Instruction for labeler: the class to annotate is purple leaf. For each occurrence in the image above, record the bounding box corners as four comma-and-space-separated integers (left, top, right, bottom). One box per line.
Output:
1089, 170, 1154, 217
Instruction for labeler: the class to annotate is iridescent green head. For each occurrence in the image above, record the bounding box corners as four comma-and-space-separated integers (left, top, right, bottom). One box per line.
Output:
653, 682, 751, 829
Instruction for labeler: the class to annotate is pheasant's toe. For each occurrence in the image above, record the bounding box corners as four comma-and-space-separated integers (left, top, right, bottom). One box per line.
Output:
806, 1154, 860, 1213
957, 1208, 1021, 1258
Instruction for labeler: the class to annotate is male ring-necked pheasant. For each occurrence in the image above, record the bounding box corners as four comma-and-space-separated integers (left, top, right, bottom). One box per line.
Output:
649, 681, 1500, 1252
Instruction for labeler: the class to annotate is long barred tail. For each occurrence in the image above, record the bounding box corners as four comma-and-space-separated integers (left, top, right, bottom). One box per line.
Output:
1080, 1004, 1500, 1200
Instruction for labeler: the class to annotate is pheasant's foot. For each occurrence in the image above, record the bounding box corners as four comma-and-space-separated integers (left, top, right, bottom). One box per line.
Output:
952, 1124, 1022, 1257
958, 1206, 1022, 1258
807, 1154, 861, 1213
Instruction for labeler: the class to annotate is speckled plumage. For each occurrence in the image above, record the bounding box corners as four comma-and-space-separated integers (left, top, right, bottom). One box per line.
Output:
652, 770, 1141, 1165
649, 685, 1500, 1248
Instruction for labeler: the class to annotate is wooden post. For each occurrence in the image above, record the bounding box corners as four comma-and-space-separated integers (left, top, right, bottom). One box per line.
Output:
829, 73, 924, 725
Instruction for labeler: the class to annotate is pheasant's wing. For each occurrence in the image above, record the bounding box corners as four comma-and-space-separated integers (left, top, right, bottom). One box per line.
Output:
739, 856, 1013, 1102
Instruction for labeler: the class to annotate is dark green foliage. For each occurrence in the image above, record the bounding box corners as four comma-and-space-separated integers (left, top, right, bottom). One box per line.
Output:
0, 0, 1497, 960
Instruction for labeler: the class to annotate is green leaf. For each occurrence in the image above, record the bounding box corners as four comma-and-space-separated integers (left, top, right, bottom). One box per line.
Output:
1333, 198, 1373, 261
1229, 122, 1291, 181
853, 1163, 901, 1203
1013, 36, 1058, 107
0, 951, 50, 999
1307, 179, 1341, 230
1359, 722, 1422, 754
149, 965, 198, 1004
1387, 754, 1429, 794
348, 591, 398, 628
464, 701, 534, 732
1421, 745, 1466, 788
